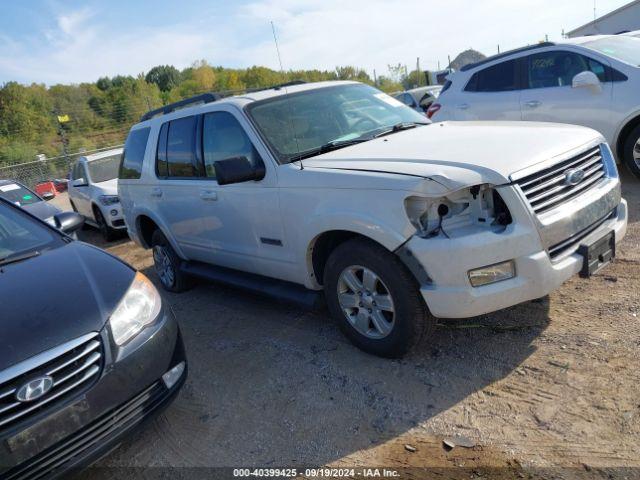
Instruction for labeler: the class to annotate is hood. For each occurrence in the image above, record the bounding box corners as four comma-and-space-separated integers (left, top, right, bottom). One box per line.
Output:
93, 178, 119, 195
302, 121, 603, 189
0, 242, 135, 370
22, 200, 61, 222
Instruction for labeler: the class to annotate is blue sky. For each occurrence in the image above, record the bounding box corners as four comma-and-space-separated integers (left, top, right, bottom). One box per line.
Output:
0, 0, 632, 85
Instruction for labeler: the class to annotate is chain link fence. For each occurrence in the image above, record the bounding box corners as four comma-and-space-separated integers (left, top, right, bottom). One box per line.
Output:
0, 145, 123, 190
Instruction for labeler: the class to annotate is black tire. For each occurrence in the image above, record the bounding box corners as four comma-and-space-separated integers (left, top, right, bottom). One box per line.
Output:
623, 124, 640, 179
323, 238, 434, 358
69, 200, 78, 212
93, 207, 117, 242
151, 229, 192, 293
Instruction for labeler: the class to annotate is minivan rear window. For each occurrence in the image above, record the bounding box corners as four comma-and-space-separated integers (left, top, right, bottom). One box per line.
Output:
120, 127, 150, 179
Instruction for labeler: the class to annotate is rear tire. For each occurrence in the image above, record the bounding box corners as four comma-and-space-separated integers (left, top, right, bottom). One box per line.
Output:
151, 230, 192, 293
93, 207, 117, 242
623, 124, 640, 179
323, 238, 434, 358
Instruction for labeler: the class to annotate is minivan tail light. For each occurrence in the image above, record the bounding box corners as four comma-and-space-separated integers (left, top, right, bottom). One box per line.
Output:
426, 103, 441, 119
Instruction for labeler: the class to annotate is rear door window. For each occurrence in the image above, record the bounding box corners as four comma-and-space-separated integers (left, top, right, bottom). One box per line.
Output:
156, 117, 198, 178
120, 127, 150, 179
465, 59, 518, 92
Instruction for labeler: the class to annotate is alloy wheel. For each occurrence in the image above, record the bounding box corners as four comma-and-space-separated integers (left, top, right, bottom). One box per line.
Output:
337, 265, 395, 339
153, 245, 175, 288
633, 137, 640, 168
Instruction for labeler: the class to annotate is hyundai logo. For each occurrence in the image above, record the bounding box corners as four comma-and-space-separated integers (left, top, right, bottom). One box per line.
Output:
564, 168, 586, 186
16, 376, 54, 402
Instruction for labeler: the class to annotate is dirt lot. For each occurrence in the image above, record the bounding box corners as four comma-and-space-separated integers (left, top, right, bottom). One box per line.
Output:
55, 173, 639, 479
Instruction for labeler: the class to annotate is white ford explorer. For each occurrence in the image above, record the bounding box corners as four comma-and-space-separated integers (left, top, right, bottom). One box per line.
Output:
118, 81, 627, 358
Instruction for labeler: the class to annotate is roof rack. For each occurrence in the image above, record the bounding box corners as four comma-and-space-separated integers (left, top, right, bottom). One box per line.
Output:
460, 42, 555, 72
139, 80, 307, 122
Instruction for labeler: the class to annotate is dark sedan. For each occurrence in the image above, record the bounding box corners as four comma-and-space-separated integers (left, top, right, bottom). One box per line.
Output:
0, 180, 61, 225
0, 197, 186, 478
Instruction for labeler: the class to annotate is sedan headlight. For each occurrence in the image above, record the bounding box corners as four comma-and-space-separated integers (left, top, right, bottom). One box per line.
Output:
109, 272, 162, 345
99, 195, 120, 206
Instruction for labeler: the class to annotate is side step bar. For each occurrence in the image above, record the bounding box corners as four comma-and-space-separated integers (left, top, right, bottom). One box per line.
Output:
180, 261, 324, 310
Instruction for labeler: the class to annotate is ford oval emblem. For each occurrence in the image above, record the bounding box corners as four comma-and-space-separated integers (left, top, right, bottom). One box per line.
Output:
16, 376, 54, 402
564, 168, 585, 186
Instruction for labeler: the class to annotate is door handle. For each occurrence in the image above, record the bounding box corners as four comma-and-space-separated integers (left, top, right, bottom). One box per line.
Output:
457, 103, 469, 110
200, 191, 218, 201
525, 100, 541, 108
151, 187, 162, 197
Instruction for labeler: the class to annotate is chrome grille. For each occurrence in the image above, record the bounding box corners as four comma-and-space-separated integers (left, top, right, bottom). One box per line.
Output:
0, 333, 103, 430
515, 146, 606, 215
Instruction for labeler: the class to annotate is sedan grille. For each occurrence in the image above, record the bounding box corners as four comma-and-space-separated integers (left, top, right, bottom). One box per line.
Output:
0, 333, 103, 430
515, 146, 606, 215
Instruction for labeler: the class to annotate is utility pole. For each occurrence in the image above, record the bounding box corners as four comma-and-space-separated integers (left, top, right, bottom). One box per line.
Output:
373, 69, 378, 86
497, 44, 500, 54
416, 57, 421, 87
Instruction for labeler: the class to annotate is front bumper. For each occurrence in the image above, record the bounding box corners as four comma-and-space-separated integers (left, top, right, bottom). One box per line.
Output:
408, 199, 627, 318
100, 204, 126, 230
0, 307, 186, 479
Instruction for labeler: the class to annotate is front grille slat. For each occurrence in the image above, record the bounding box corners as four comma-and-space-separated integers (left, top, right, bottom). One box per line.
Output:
46, 340, 100, 376
0, 366, 100, 428
0, 333, 103, 430
515, 146, 607, 216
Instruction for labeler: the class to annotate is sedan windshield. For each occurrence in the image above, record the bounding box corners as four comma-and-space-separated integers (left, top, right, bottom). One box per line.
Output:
583, 36, 640, 66
0, 182, 42, 206
0, 201, 60, 263
87, 154, 121, 183
246, 84, 429, 163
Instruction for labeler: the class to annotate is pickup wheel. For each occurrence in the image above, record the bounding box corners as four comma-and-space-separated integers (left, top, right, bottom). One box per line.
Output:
324, 238, 433, 358
151, 229, 192, 293
623, 124, 640, 179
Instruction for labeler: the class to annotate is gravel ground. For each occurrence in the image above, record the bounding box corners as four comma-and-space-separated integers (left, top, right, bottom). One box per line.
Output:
54, 171, 639, 479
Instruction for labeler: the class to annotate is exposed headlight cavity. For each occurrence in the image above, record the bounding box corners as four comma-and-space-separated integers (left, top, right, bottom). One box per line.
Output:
99, 195, 120, 206
109, 272, 162, 346
404, 184, 511, 238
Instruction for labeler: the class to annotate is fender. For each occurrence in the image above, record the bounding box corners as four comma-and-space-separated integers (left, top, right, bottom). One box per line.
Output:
299, 210, 416, 289
131, 206, 188, 260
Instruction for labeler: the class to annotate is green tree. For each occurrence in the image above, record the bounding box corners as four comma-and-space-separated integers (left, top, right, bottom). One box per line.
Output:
145, 65, 182, 92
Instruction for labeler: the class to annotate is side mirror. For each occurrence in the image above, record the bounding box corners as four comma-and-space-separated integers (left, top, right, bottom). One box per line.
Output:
72, 178, 88, 187
53, 211, 84, 234
213, 156, 265, 186
41, 191, 55, 201
572, 71, 602, 92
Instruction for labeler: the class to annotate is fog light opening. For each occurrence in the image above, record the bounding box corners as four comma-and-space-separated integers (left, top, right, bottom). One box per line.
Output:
468, 260, 515, 287
162, 361, 185, 389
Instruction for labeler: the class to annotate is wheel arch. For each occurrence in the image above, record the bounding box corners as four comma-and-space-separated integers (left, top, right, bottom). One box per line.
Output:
615, 111, 640, 161
132, 209, 187, 259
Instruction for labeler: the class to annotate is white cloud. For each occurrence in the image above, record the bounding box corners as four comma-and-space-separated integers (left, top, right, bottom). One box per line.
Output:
0, 0, 632, 85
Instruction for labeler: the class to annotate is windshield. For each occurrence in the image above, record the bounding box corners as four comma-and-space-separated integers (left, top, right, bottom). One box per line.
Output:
0, 201, 59, 261
583, 36, 640, 66
246, 84, 429, 163
0, 182, 41, 206
87, 154, 121, 183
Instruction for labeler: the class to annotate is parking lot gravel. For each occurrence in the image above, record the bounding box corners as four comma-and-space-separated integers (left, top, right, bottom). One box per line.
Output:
53, 172, 640, 478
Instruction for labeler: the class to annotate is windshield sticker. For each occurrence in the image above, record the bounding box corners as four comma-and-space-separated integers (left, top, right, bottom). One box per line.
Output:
374, 93, 404, 108
0, 184, 20, 192
22, 195, 33, 201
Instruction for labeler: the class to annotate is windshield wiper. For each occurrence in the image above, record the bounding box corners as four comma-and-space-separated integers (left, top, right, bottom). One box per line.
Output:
0, 250, 40, 267
373, 122, 430, 138
289, 138, 370, 162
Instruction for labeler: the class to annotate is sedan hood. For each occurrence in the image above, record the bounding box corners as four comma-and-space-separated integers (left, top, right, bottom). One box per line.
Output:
0, 242, 135, 371
22, 200, 61, 222
302, 121, 603, 189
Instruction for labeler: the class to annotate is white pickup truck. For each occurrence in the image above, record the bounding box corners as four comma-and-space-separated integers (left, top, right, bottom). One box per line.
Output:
118, 81, 627, 357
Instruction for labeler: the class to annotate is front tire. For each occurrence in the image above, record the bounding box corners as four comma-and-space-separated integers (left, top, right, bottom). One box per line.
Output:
623, 124, 640, 179
151, 230, 192, 293
94, 207, 117, 242
324, 238, 434, 358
